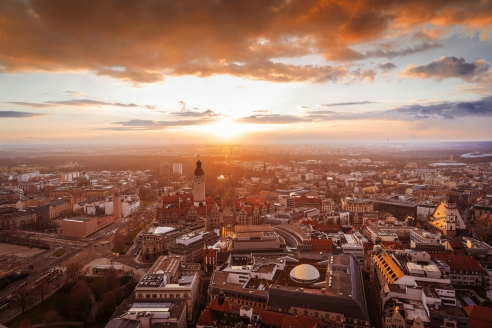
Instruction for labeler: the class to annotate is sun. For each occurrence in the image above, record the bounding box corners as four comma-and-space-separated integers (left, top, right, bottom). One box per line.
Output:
199, 118, 256, 139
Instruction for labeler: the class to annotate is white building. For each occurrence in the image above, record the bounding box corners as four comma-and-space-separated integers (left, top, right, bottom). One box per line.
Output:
104, 194, 140, 217
122, 195, 140, 217
278, 195, 294, 209
409, 230, 441, 248
61, 171, 80, 182
134, 255, 201, 323
173, 163, 183, 175
321, 198, 335, 213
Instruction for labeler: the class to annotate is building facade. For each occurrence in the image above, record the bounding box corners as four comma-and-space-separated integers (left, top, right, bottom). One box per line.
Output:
193, 159, 205, 204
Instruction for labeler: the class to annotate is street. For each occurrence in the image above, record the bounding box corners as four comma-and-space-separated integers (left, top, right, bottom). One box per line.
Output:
0, 201, 158, 324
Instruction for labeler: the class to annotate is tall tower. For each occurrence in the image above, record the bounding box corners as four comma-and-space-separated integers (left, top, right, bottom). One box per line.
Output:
193, 159, 206, 204
113, 188, 121, 220
160, 162, 172, 187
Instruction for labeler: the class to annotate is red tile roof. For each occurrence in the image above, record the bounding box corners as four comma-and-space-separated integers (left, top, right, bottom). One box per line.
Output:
197, 298, 322, 328
280, 315, 322, 328
197, 298, 241, 326
464, 305, 492, 328
432, 254, 484, 273
380, 241, 407, 250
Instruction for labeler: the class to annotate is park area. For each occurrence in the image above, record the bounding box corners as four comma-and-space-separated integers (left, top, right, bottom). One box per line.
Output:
7, 269, 137, 328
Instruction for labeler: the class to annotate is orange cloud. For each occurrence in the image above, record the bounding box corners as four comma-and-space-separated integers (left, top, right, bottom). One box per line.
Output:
0, 0, 490, 83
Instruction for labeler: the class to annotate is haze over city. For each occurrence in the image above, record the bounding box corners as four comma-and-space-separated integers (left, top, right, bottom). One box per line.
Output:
1, 1, 492, 145
3, 2, 492, 328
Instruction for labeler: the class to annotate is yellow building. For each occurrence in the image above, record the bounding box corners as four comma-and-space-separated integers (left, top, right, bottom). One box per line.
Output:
49, 197, 73, 219
341, 197, 374, 212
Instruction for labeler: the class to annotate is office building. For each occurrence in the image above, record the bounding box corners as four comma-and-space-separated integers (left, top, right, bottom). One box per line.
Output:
134, 255, 201, 323
373, 195, 418, 221
172, 163, 183, 175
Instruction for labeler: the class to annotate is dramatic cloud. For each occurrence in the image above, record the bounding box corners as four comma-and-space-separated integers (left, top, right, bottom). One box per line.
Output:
312, 96, 492, 121
377, 62, 397, 72
320, 101, 379, 107
6, 99, 156, 109
363, 41, 442, 59
6, 102, 53, 108
170, 61, 368, 84
235, 96, 492, 125
171, 109, 221, 117
389, 96, 492, 120
0, 111, 46, 118
0, 1, 490, 83
237, 114, 311, 124
99, 118, 218, 131
402, 56, 492, 82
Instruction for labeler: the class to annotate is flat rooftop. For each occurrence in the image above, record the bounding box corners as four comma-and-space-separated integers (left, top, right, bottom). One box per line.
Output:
63, 216, 95, 222
235, 225, 273, 233
429, 304, 468, 317
147, 226, 177, 235
111, 298, 186, 320
148, 255, 183, 276
211, 271, 269, 297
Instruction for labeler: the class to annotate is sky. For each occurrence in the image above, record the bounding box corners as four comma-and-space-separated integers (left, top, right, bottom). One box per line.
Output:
1, 0, 492, 145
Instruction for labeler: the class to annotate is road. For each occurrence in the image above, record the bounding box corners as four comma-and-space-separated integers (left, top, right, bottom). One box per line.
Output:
0, 200, 158, 324
0, 272, 68, 325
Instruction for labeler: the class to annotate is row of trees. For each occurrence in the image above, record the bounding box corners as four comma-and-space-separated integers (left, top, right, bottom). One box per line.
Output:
14, 261, 138, 325
0, 232, 51, 249
19, 310, 61, 328
10, 268, 66, 315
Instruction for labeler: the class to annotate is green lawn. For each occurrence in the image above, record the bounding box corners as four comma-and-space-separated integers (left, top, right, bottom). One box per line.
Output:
52, 249, 66, 257
8, 290, 70, 328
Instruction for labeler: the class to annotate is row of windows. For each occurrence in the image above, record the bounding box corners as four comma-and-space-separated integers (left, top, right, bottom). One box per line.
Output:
137, 293, 189, 299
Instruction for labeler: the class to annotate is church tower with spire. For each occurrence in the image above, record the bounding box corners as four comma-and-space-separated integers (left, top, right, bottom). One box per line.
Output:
193, 158, 206, 204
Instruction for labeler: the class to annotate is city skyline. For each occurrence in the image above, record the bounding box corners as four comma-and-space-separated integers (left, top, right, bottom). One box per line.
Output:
1, 1, 492, 144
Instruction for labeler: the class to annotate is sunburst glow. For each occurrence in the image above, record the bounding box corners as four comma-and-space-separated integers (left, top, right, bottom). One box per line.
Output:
198, 118, 263, 139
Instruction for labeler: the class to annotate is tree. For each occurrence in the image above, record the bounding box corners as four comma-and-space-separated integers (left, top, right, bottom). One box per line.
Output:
103, 266, 118, 292
95, 291, 116, 322
36, 279, 50, 301
19, 318, 32, 328
68, 281, 93, 322
44, 310, 62, 327
66, 262, 83, 284
113, 231, 126, 253
11, 285, 33, 314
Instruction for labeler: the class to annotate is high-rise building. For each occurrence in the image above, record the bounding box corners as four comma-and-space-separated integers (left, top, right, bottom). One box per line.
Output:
160, 162, 172, 176
193, 159, 205, 204
172, 162, 183, 175
113, 188, 121, 219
